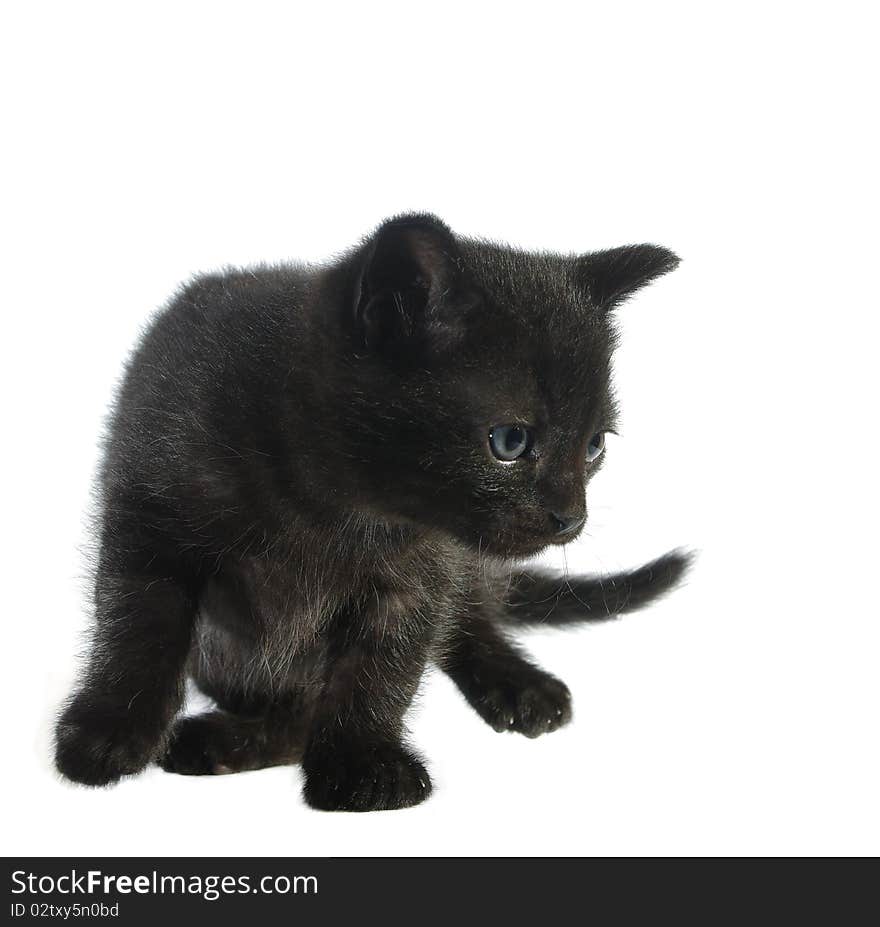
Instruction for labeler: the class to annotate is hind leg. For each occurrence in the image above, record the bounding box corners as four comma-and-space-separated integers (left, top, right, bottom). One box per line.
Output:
164, 585, 313, 775
439, 602, 572, 738
160, 707, 308, 775
162, 659, 310, 775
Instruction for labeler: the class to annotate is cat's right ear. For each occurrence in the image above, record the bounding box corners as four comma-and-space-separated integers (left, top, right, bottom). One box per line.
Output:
352, 214, 473, 357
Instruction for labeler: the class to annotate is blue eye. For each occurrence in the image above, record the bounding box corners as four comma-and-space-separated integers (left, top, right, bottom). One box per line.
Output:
489, 424, 532, 462
586, 431, 605, 462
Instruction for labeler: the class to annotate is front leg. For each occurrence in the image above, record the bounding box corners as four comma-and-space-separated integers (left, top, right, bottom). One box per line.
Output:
55, 543, 197, 786
302, 599, 434, 812
440, 602, 572, 738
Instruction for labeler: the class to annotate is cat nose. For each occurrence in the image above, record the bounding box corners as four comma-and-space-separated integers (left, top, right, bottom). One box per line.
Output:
550, 511, 585, 535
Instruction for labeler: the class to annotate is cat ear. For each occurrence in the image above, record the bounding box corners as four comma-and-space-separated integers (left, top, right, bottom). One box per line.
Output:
575, 244, 680, 311
353, 213, 472, 355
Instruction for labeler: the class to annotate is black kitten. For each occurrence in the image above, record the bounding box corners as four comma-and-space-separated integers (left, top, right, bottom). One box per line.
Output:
55, 214, 689, 811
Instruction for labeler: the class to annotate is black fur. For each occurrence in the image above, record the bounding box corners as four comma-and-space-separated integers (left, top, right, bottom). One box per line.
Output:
504, 549, 693, 627
55, 213, 689, 811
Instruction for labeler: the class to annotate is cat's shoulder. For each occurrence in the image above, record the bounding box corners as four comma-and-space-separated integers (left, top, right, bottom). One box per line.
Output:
171, 261, 311, 319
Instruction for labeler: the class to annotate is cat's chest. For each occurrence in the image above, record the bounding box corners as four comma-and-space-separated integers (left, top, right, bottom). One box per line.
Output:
201, 527, 472, 641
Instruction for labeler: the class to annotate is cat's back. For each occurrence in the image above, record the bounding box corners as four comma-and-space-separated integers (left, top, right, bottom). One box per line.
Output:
99, 262, 317, 524
111, 261, 318, 428
136, 261, 312, 376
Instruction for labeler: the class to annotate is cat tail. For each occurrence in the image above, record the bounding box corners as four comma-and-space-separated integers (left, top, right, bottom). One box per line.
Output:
500, 549, 693, 627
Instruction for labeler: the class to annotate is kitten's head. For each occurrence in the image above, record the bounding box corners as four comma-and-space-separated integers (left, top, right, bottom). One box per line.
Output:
335, 213, 678, 558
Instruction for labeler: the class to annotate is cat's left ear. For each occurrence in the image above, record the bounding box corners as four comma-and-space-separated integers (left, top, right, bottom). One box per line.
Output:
575, 244, 680, 311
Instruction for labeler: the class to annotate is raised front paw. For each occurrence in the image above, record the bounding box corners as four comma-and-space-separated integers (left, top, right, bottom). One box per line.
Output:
55, 699, 163, 786
303, 741, 432, 812
471, 669, 572, 738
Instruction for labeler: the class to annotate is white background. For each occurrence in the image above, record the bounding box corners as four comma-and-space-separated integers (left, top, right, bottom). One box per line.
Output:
2, 1, 877, 857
